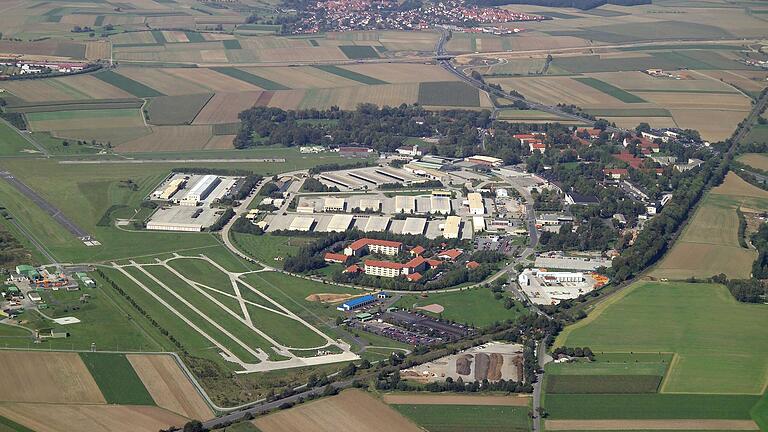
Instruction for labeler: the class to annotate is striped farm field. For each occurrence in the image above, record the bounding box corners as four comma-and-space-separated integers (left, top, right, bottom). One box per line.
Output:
312, 65, 387, 85
383, 394, 530, 406
210, 67, 289, 90
114, 67, 208, 96
26, 108, 145, 132
239, 66, 360, 88
418, 81, 480, 107
573, 77, 647, 103
93, 71, 164, 98
0, 404, 187, 432
127, 354, 213, 420
545, 419, 760, 430
298, 84, 419, 109
162, 68, 262, 92
79, 352, 154, 405
193, 91, 265, 124
6, 99, 143, 114
339, 63, 459, 84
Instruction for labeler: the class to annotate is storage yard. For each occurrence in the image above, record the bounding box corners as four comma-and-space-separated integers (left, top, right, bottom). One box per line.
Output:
518, 268, 604, 305
402, 342, 524, 383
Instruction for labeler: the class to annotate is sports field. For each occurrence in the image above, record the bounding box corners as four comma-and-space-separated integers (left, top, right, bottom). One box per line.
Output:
556, 281, 768, 395
651, 173, 768, 280
393, 287, 527, 328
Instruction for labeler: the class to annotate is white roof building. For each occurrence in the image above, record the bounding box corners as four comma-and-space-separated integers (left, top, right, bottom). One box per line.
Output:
467, 193, 485, 215
324, 214, 355, 232
401, 217, 427, 235
395, 195, 417, 214
429, 196, 452, 214
289, 216, 315, 231
364, 216, 390, 232
323, 197, 346, 212
472, 216, 486, 233
442, 216, 461, 239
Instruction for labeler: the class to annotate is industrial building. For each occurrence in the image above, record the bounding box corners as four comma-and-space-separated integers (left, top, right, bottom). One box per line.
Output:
323, 197, 346, 212
466, 155, 503, 167
363, 216, 390, 232
402, 217, 427, 235
154, 178, 185, 200
181, 175, 221, 206
147, 220, 203, 232
467, 193, 485, 215
289, 216, 315, 232
358, 198, 381, 212
472, 216, 486, 233
395, 196, 417, 214
442, 216, 462, 239
337, 294, 377, 311
517, 268, 599, 305
429, 196, 452, 214
324, 214, 354, 232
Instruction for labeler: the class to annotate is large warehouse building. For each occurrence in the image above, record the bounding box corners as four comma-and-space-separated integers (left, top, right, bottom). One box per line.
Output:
467, 193, 485, 215
442, 216, 462, 239
181, 175, 221, 206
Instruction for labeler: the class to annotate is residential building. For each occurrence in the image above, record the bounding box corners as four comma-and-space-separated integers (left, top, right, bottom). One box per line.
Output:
344, 238, 403, 257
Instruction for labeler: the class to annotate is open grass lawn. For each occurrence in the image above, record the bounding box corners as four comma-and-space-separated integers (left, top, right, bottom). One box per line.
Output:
545, 393, 761, 420
545, 374, 663, 394
230, 232, 313, 268
738, 153, 768, 171
0, 122, 35, 156
744, 125, 768, 145
556, 281, 768, 395
0, 415, 34, 432
392, 404, 531, 432
651, 173, 768, 280
79, 352, 155, 405
393, 287, 528, 328
572, 78, 646, 103
146, 93, 213, 125
167, 257, 236, 294
339, 45, 379, 59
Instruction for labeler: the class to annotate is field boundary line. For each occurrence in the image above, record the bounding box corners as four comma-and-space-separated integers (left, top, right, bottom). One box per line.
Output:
658, 352, 680, 393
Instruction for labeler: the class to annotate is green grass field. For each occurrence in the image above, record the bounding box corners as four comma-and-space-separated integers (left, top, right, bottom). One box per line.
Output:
230, 232, 313, 268
392, 404, 531, 432
557, 281, 768, 394
312, 65, 387, 85
94, 70, 164, 98
393, 287, 528, 328
210, 67, 289, 90
418, 81, 480, 107
0, 121, 35, 156
338, 45, 379, 59
744, 124, 768, 145
0, 415, 34, 432
545, 375, 663, 394
79, 352, 155, 405
146, 93, 213, 125
545, 394, 760, 419
573, 77, 646, 103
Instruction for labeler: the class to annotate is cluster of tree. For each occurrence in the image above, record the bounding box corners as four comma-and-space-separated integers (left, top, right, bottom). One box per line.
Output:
209, 208, 235, 232
301, 177, 339, 192
609, 156, 728, 282
231, 215, 264, 235
0, 111, 27, 130
539, 218, 617, 252
0, 223, 31, 268
709, 274, 767, 303
552, 346, 595, 360
230, 175, 263, 202
750, 222, 768, 279
467, 0, 648, 9
468, 250, 506, 263
531, 188, 562, 211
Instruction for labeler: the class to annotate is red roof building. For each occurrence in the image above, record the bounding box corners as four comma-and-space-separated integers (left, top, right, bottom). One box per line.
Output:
614, 151, 643, 169
577, 128, 602, 139
427, 258, 443, 268
409, 245, 426, 256
466, 261, 481, 269
404, 256, 428, 273
603, 168, 629, 179
344, 238, 403, 257
406, 273, 423, 282
344, 264, 361, 273
436, 249, 463, 261
324, 252, 349, 264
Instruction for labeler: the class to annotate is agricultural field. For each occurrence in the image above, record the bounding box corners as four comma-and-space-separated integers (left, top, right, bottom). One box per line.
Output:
145, 94, 213, 126
738, 153, 768, 171
392, 404, 531, 432
651, 173, 768, 280
252, 389, 422, 432
0, 121, 36, 156
555, 281, 768, 395
393, 287, 528, 328
0, 350, 204, 431
544, 353, 671, 394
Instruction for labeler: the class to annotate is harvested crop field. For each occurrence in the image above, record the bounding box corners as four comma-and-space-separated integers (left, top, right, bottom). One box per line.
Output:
383, 394, 530, 406
240, 66, 358, 89
0, 403, 187, 432
193, 91, 263, 124
0, 351, 105, 404
418, 81, 479, 107
267, 90, 306, 110
1, 80, 90, 102
488, 76, 630, 108
670, 109, 748, 142
163, 68, 261, 92
545, 419, 760, 430
115, 125, 214, 152
54, 74, 136, 99
127, 354, 213, 420
738, 153, 768, 171
340, 63, 459, 83
26, 109, 144, 132
115, 68, 208, 96
651, 173, 768, 280
253, 389, 422, 432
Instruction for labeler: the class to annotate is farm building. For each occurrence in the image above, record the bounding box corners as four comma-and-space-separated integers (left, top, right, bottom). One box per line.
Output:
76, 272, 96, 288
337, 295, 377, 311
28, 292, 42, 302
155, 178, 186, 200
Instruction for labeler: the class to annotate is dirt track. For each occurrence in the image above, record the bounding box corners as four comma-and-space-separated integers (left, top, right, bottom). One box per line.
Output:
545, 419, 760, 430
0, 351, 105, 404
383, 394, 530, 406
127, 354, 213, 421
254, 389, 421, 432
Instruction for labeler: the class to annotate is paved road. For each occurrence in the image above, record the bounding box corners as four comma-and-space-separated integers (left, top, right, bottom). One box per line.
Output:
532, 341, 553, 432
0, 170, 91, 241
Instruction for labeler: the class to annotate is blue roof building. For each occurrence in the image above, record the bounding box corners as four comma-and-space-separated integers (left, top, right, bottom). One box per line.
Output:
337, 294, 376, 311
